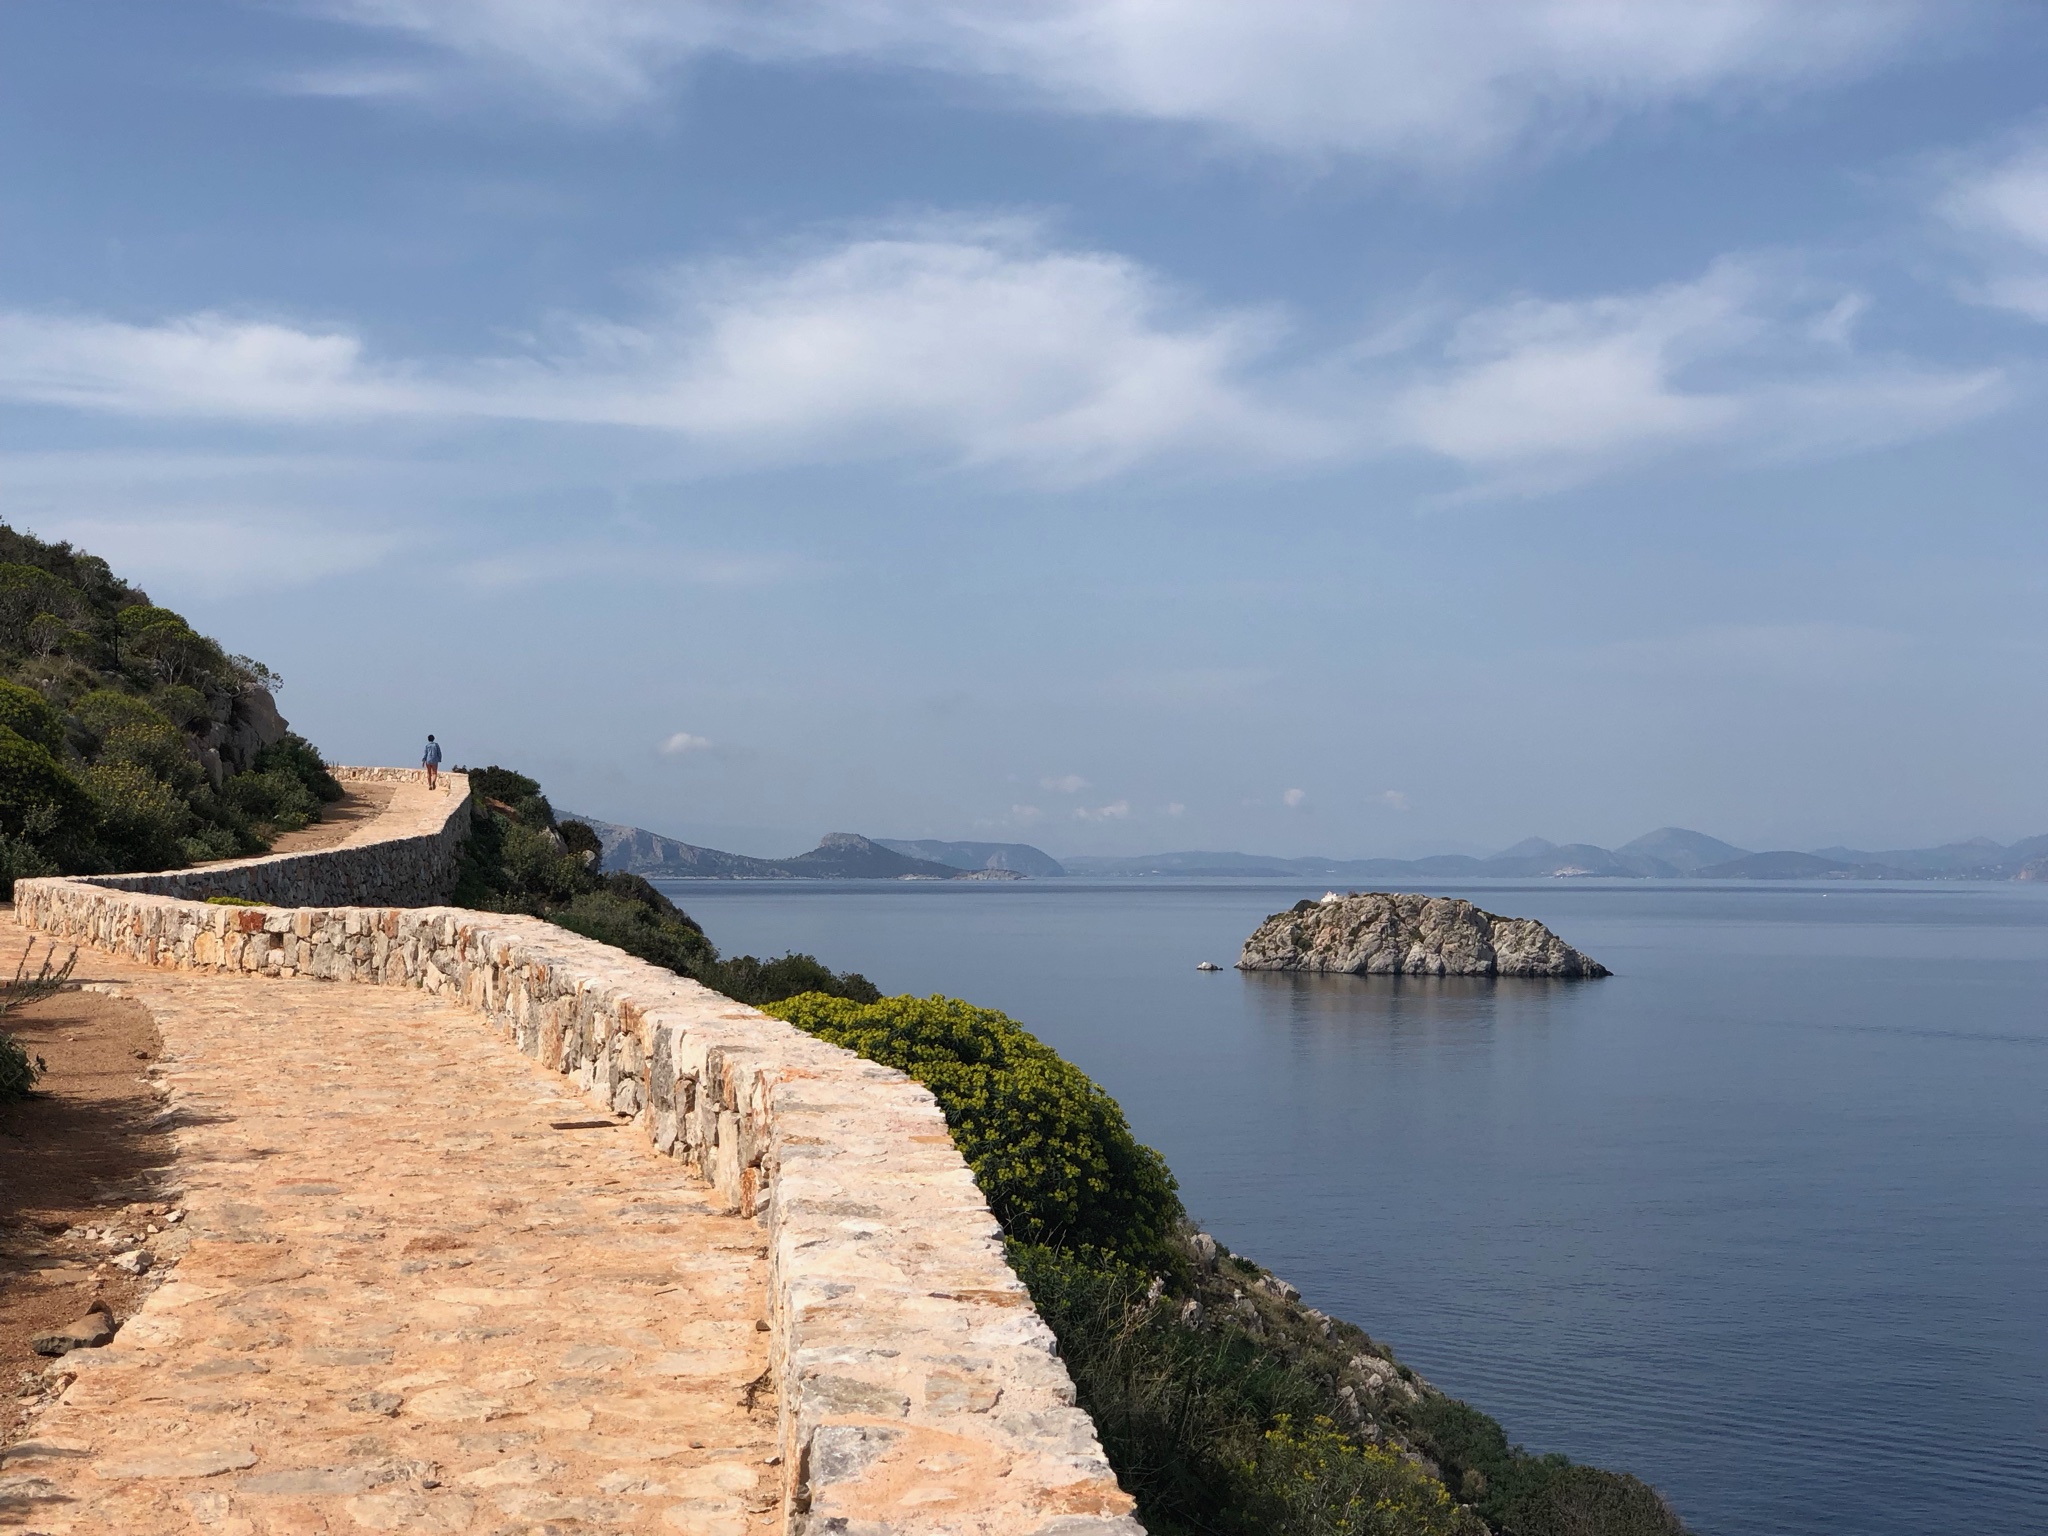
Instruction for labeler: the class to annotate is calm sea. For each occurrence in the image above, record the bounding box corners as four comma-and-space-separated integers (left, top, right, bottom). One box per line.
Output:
653, 877, 2048, 1536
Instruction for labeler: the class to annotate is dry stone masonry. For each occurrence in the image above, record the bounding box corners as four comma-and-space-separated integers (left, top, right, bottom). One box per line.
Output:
15, 769, 1141, 1535
75, 766, 472, 909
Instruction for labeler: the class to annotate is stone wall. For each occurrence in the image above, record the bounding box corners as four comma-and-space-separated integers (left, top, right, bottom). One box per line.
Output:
79, 767, 471, 909
14, 778, 1141, 1536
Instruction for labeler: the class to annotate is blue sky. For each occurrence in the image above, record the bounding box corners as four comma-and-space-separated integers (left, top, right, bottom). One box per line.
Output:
4, 2, 2048, 858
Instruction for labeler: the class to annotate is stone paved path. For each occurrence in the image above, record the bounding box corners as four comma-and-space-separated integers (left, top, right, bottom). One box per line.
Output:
1, 945, 778, 1535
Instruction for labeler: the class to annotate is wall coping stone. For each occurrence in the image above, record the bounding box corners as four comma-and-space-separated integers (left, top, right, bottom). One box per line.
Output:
14, 768, 1142, 1535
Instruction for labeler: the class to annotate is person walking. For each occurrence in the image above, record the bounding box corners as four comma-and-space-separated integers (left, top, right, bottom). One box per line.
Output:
422, 733, 443, 790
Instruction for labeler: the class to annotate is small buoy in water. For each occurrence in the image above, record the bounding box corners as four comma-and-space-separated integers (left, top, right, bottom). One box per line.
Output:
1196, 961, 1221, 971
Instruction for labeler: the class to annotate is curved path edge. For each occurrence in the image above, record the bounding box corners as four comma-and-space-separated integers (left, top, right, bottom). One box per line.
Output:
15, 768, 1142, 1536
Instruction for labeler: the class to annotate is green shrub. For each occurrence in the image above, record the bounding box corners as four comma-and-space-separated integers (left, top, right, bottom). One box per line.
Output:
204, 894, 265, 908
0, 564, 89, 652
551, 888, 722, 979
99, 719, 202, 793
73, 687, 169, 744
180, 824, 245, 863
0, 724, 90, 842
1242, 1416, 1480, 1536
151, 683, 210, 729
0, 1030, 42, 1099
764, 992, 1182, 1269
223, 768, 320, 831
0, 680, 64, 754
465, 765, 554, 828
0, 830, 56, 899
25, 613, 96, 662
496, 821, 587, 903
80, 760, 190, 871
1004, 1245, 1469, 1536
558, 819, 603, 861
1502, 1467, 1686, 1536
253, 732, 343, 803
1008, 1244, 1306, 1530
714, 953, 880, 1007
1401, 1397, 1685, 1536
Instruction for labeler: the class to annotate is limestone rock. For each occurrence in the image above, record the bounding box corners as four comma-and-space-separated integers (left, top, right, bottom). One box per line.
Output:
31, 1301, 115, 1357
1237, 892, 1608, 978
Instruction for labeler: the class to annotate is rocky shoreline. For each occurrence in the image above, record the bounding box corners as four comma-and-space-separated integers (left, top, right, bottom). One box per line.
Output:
1238, 891, 1609, 978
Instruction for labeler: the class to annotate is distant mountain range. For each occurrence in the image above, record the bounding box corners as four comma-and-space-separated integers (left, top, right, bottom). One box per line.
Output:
567, 820, 1001, 881
1059, 826, 2048, 881
568, 815, 2048, 883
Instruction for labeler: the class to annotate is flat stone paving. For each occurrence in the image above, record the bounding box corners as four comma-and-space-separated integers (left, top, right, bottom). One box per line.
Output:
1, 944, 778, 1535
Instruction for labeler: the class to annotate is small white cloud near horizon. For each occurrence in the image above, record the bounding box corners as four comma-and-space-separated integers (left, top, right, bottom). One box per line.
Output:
311, 0, 1941, 170
1009, 803, 1045, 822
1164, 802, 1187, 817
1074, 799, 1131, 821
1041, 773, 1089, 794
1283, 787, 1308, 809
1380, 790, 1411, 811
659, 731, 713, 755
1936, 122, 2048, 321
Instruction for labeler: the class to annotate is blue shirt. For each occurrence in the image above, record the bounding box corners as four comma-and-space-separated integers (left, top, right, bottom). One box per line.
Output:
423, 740, 442, 765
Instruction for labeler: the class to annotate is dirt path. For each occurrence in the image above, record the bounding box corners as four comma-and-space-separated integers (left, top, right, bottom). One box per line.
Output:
261, 783, 399, 857
0, 945, 777, 1535
0, 956, 172, 1401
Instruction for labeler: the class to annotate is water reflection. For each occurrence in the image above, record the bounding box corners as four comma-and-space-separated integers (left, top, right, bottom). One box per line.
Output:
1239, 970, 1583, 1036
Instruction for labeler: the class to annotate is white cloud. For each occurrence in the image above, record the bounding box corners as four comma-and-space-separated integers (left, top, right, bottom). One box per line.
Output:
1040, 773, 1089, 794
1383, 259, 2003, 492
1074, 799, 1131, 821
1282, 787, 1308, 809
0, 311, 416, 419
0, 223, 1296, 485
0, 243, 1999, 494
314, 0, 1938, 168
1380, 790, 1411, 812
659, 731, 713, 755
1009, 803, 1045, 822
1164, 802, 1186, 817
1936, 123, 2048, 321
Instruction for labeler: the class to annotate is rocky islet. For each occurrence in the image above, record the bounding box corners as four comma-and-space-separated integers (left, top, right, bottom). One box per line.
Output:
1237, 891, 1609, 978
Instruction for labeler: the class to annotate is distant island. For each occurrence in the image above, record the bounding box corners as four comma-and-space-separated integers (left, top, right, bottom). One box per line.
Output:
568, 821, 1051, 880
568, 816, 2048, 884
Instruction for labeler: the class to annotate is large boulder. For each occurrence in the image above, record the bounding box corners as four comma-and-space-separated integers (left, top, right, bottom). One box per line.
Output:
1237, 892, 1608, 978
222, 686, 287, 773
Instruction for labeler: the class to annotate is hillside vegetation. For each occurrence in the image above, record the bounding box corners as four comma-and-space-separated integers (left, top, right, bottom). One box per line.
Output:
451, 765, 880, 1008
0, 524, 338, 897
